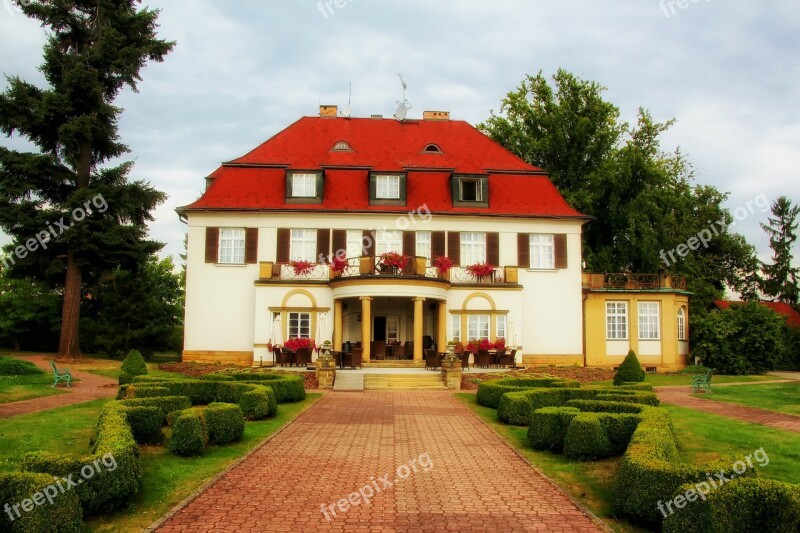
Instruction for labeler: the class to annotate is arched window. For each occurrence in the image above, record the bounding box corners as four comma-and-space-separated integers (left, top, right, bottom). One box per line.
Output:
331, 141, 353, 152
677, 308, 687, 340
422, 143, 442, 153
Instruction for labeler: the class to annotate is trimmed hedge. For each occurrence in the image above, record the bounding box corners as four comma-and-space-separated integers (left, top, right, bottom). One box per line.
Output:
202, 372, 306, 403
166, 410, 208, 456
563, 413, 612, 460
119, 396, 192, 419
120, 405, 163, 443
613, 349, 645, 385
613, 407, 755, 528
527, 407, 580, 452
119, 350, 147, 385
0, 472, 82, 532
120, 385, 170, 399
477, 377, 580, 409
126, 379, 277, 419
204, 403, 245, 444
498, 386, 657, 426
663, 477, 800, 533
0, 356, 43, 376
21, 402, 143, 517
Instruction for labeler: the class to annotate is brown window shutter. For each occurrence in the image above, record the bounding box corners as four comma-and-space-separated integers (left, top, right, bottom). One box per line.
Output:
403, 231, 416, 257
517, 233, 530, 267
447, 231, 461, 266
316, 229, 330, 263
276, 228, 290, 263
554, 234, 568, 269
431, 231, 445, 259
486, 232, 499, 266
332, 230, 346, 259
205, 227, 219, 263
363, 230, 375, 257
245, 228, 258, 264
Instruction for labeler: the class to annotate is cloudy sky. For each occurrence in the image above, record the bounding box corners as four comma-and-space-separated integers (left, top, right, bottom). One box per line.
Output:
1, 0, 798, 266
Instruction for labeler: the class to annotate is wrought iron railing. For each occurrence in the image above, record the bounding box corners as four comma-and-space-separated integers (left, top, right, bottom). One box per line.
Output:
582, 272, 687, 290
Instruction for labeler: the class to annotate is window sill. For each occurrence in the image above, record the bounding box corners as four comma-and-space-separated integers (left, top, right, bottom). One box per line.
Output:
215, 263, 249, 267
526, 268, 558, 272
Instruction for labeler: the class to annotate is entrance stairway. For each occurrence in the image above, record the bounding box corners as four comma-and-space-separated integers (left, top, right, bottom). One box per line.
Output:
362, 360, 426, 369
363, 372, 448, 391
332, 371, 364, 391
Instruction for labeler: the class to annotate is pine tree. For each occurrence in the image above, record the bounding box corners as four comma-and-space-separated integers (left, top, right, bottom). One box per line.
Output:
0, 1, 174, 357
760, 196, 800, 306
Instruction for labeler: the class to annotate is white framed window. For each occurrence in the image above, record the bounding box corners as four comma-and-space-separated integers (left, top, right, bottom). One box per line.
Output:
288, 312, 311, 339
638, 302, 660, 340
376, 230, 403, 255
218, 228, 245, 264
291, 173, 317, 198
496, 315, 507, 339
416, 231, 431, 262
452, 315, 461, 342
460, 178, 483, 202
387, 316, 399, 343
529, 234, 555, 269
346, 230, 363, 259
375, 175, 401, 199
467, 314, 490, 341
460, 232, 486, 265
677, 308, 687, 341
290, 229, 317, 262
606, 302, 628, 340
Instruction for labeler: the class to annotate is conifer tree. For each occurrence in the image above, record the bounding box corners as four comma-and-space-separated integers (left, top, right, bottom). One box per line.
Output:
760, 196, 800, 306
0, 1, 174, 357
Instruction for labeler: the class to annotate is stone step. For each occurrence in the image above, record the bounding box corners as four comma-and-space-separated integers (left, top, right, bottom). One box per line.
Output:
332, 372, 364, 391
363, 373, 448, 390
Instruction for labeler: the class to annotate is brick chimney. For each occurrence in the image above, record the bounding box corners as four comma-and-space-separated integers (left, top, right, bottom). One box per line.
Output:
319, 105, 338, 118
423, 110, 450, 121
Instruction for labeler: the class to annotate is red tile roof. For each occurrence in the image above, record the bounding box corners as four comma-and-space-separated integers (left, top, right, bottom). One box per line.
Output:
712, 300, 800, 328
181, 116, 587, 219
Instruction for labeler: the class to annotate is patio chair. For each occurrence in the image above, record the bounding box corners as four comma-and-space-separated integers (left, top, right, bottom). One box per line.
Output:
296, 347, 312, 367
424, 349, 439, 370
476, 350, 491, 368
404, 341, 414, 360
498, 350, 514, 368
349, 348, 363, 369
276, 348, 291, 367
460, 351, 470, 371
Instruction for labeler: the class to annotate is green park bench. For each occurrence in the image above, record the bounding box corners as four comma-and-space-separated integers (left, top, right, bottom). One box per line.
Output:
691, 368, 713, 393
49, 360, 72, 388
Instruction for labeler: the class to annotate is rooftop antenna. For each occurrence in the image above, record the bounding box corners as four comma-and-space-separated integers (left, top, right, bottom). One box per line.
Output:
340, 82, 352, 118
394, 73, 412, 121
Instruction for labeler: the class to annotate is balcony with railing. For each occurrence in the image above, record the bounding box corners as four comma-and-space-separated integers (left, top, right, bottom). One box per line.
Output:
582, 272, 687, 291
257, 256, 518, 286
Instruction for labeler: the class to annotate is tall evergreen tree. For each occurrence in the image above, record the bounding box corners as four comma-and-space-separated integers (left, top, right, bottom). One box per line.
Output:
760, 196, 800, 306
0, 1, 174, 357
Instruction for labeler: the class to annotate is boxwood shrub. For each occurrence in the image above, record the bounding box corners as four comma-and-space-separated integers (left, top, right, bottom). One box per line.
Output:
663, 477, 800, 533
477, 377, 580, 409
527, 407, 580, 452
118, 350, 147, 385
202, 372, 306, 403
166, 409, 208, 456
204, 403, 245, 444
120, 405, 164, 443
563, 413, 612, 460
21, 402, 143, 517
0, 472, 83, 533
594, 391, 660, 406
0, 356, 44, 376
119, 396, 192, 419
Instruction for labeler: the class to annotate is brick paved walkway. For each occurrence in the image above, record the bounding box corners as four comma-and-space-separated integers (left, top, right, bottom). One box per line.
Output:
156, 392, 603, 532
0, 355, 117, 419
656, 384, 800, 433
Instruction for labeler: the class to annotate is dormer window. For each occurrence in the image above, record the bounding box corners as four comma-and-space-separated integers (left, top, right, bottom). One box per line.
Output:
451, 174, 489, 207
331, 141, 353, 152
369, 172, 407, 206
285, 171, 323, 204
422, 143, 442, 154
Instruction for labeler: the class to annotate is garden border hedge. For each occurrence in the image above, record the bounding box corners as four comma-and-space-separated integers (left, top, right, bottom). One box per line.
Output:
201, 372, 306, 403
476, 377, 580, 409
0, 472, 83, 532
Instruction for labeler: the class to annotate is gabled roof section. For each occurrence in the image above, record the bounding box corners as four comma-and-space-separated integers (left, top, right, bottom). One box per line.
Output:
182, 116, 587, 219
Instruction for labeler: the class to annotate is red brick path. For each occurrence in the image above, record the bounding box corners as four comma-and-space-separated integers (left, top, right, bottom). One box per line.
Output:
657, 385, 800, 433
0, 355, 117, 418
156, 391, 603, 532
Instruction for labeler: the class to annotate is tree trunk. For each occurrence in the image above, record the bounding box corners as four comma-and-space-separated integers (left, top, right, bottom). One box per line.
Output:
13, 336, 20, 352
58, 141, 91, 359
58, 250, 82, 358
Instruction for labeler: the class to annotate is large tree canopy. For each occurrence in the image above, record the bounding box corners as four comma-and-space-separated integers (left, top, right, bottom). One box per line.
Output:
480, 69, 759, 310
760, 196, 800, 306
0, 0, 174, 356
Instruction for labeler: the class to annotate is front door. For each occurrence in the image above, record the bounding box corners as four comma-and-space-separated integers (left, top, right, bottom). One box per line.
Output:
373, 316, 387, 342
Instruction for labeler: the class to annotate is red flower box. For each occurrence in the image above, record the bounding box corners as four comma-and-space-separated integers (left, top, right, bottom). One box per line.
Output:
466, 263, 495, 278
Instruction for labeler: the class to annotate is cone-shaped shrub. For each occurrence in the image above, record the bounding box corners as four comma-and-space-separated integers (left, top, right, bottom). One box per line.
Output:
613, 349, 645, 386
119, 350, 148, 385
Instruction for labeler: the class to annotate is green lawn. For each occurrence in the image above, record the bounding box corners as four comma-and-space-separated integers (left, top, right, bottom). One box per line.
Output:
455, 393, 646, 533
692, 382, 800, 416
0, 398, 108, 471
0, 374, 72, 404
82, 364, 187, 381
591, 373, 777, 387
